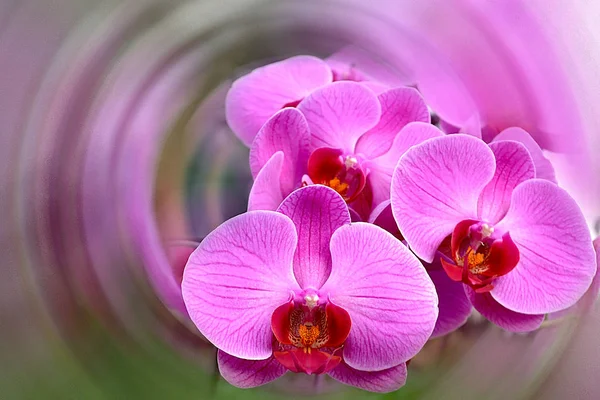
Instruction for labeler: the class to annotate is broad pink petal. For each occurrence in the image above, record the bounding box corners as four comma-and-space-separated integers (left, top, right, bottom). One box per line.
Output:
249, 108, 310, 195
298, 81, 381, 153
218, 351, 287, 389
477, 141, 535, 224
466, 288, 544, 333
321, 223, 438, 371
182, 211, 300, 360
391, 134, 496, 262
328, 361, 408, 393
493, 127, 557, 183
247, 152, 285, 211
277, 185, 350, 289
226, 56, 332, 146
355, 88, 430, 158
368, 122, 444, 207
428, 268, 472, 338
549, 238, 600, 319
493, 179, 597, 314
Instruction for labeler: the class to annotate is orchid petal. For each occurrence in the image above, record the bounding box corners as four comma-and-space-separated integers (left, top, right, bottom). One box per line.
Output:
356, 88, 430, 158
226, 56, 332, 146
417, 60, 480, 137
360, 81, 390, 95
466, 288, 544, 333
321, 223, 438, 371
247, 152, 284, 211
493, 127, 557, 183
368, 200, 400, 237
298, 81, 381, 153
327, 45, 411, 87
249, 108, 310, 195
161, 242, 198, 316
277, 185, 350, 289
391, 134, 495, 262
493, 179, 597, 314
549, 238, 600, 319
328, 361, 407, 393
428, 268, 472, 338
218, 351, 287, 389
369, 122, 444, 207
182, 211, 299, 360
477, 141, 535, 224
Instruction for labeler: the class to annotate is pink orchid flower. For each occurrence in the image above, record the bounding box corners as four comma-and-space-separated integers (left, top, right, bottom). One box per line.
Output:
248, 81, 437, 219
390, 134, 597, 332
182, 185, 438, 392
226, 52, 405, 147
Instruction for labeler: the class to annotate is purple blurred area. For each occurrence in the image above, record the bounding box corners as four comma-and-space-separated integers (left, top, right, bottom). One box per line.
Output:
1, 0, 599, 398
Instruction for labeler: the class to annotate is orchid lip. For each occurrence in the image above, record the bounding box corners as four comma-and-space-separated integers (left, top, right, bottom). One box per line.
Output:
440, 219, 520, 292
270, 296, 352, 375
307, 147, 367, 203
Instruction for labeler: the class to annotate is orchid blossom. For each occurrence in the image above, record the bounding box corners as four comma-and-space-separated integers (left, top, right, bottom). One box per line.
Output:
391, 134, 597, 332
248, 81, 436, 218
182, 185, 438, 392
225, 52, 406, 147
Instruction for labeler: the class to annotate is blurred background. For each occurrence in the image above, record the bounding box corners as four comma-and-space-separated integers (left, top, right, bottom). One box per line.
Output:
2, 0, 600, 398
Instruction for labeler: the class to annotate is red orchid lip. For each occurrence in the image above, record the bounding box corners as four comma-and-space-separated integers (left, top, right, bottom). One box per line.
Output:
271, 299, 351, 375
307, 147, 367, 203
273, 348, 342, 375
441, 219, 520, 291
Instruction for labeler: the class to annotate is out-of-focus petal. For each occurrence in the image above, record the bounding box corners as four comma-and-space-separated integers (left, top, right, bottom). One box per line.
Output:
163, 242, 198, 316
493, 127, 557, 183
355, 88, 430, 158
277, 185, 350, 289
368, 122, 443, 207
247, 152, 285, 211
477, 141, 535, 224
182, 211, 299, 360
327, 45, 412, 87
249, 108, 310, 194
328, 361, 408, 393
321, 223, 438, 371
417, 59, 480, 137
226, 56, 333, 146
298, 81, 381, 153
428, 268, 472, 338
218, 351, 287, 389
466, 288, 544, 333
493, 179, 597, 314
391, 134, 495, 262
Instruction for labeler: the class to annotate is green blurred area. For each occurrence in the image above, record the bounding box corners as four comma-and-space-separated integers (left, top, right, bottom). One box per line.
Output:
2, 314, 437, 400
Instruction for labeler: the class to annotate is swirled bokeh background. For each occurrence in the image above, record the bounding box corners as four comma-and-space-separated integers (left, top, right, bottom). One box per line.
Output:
2, 0, 600, 399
